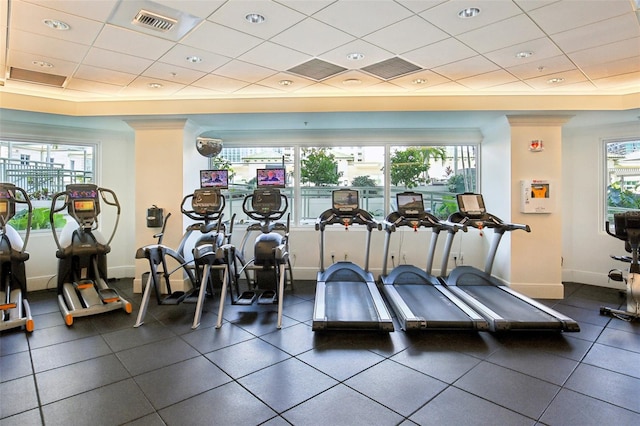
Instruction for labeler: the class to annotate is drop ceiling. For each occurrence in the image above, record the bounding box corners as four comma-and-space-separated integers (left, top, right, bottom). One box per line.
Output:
0, 0, 638, 104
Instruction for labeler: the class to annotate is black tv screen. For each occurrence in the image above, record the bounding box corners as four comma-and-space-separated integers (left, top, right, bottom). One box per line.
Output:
256, 168, 285, 188
200, 169, 229, 189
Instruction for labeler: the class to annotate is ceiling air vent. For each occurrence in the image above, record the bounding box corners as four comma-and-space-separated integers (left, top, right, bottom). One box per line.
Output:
362, 57, 422, 80
287, 59, 347, 81
132, 9, 177, 32
9, 67, 66, 87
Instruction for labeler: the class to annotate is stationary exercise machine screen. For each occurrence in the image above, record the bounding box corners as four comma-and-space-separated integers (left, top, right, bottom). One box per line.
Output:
397, 193, 425, 218
74, 200, 95, 212
256, 168, 286, 188
332, 189, 359, 213
200, 169, 229, 189
457, 193, 486, 218
68, 186, 100, 225
0, 200, 8, 215
191, 189, 222, 215
251, 189, 282, 214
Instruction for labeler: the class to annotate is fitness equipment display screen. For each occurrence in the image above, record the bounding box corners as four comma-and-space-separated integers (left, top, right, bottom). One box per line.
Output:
252, 189, 281, 213
333, 189, 359, 212
74, 200, 95, 212
457, 193, 486, 217
68, 187, 98, 199
256, 168, 286, 188
0, 200, 7, 214
397, 193, 424, 218
192, 189, 221, 213
200, 169, 228, 189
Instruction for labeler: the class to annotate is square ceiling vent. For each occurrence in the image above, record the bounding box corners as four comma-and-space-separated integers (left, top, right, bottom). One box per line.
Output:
361, 57, 422, 80
287, 59, 347, 81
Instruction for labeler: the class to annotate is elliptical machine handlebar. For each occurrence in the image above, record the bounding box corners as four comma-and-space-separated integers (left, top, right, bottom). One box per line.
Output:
181, 191, 226, 223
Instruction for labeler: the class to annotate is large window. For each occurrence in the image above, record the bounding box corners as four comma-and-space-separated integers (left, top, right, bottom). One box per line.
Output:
0, 139, 95, 230
605, 138, 640, 223
212, 143, 477, 226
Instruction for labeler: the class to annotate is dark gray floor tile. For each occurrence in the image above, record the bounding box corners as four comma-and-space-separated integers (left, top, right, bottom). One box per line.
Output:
36, 354, 130, 404
404, 330, 501, 360
134, 356, 231, 409
455, 361, 560, 419
540, 389, 640, 425
282, 383, 403, 426
495, 332, 593, 362
0, 375, 39, 419
205, 337, 290, 378
0, 408, 43, 425
31, 335, 112, 373
564, 363, 640, 413
391, 346, 480, 384
259, 322, 318, 355
409, 386, 535, 426
158, 381, 275, 425
297, 344, 385, 381
0, 330, 29, 355
27, 319, 99, 349
32, 311, 66, 329
42, 379, 155, 425
101, 320, 176, 352
122, 412, 166, 426
345, 359, 448, 416
116, 336, 200, 376
222, 304, 299, 336
27, 291, 60, 315
605, 317, 640, 335
487, 347, 579, 385
239, 357, 338, 413
181, 322, 254, 353
1, 350, 33, 382
583, 343, 640, 379
260, 415, 292, 426
551, 302, 612, 327
566, 320, 605, 342
281, 299, 314, 322
596, 326, 640, 353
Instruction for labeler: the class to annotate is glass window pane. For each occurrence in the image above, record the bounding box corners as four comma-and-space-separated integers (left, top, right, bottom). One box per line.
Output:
605, 139, 640, 225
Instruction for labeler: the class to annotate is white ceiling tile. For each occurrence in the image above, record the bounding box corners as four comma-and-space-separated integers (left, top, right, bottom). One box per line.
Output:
234, 83, 286, 96
552, 13, 640, 54
524, 69, 589, 90
403, 38, 476, 69
83, 47, 153, 74
7, 49, 78, 75
24, 0, 118, 22
484, 37, 563, 68
433, 56, 499, 81
395, 0, 447, 14
569, 37, 640, 69
388, 69, 450, 90
527, 0, 634, 34
212, 60, 276, 83
191, 73, 249, 93
257, 72, 316, 92
513, 0, 560, 12
320, 39, 393, 69
207, 0, 305, 39
74, 64, 136, 86
93, 25, 175, 60
174, 85, 226, 97
238, 41, 312, 71
143, 62, 206, 85
421, 81, 469, 92
275, 0, 335, 16
506, 55, 575, 80
457, 69, 519, 90
580, 56, 640, 80
363, 15, 449, 55
180, 21, 263, 58
154, 0, 226, 19
9, 28, 89, 62
419, 0, 522, 36
294, 82, 345, 94
322, 70, 382, 90
159, 44, 231, 73
481, 80, 535, 92
593, 72, 640, 91
270, 18, 355, 56
64, 77, 123, 95
457, 14, 545, 54
120, 75, 184, 96
313, 0, 413, 37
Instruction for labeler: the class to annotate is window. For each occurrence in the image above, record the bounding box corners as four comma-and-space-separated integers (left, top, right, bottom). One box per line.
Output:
209, 143, 478, 226
0, 139, 95, 231
605, 138, 640, 223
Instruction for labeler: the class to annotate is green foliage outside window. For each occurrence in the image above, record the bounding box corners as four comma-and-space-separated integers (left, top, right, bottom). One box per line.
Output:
301, 148, 342, 186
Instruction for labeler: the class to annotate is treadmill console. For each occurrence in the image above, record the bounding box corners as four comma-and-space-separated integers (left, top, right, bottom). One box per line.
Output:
396, 192, 425, 219
457, 193, 486, 218
192, 188, 222, 215
332, 189, 359, 214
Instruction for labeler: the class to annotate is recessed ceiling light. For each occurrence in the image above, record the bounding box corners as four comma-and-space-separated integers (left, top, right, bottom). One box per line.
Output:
245, 13, 265, 24
458, 7, 480, 18
515, 51, 533, 58
32, 61, 53, 68
547, 77, 565, 84
278, 79, 293, 86
347, 53, 364, 61
43, 19, 70, 30
412, 78, 428, 85
148, 82, 163, 89
186, 56, 202, 63
342, 78, 362, 86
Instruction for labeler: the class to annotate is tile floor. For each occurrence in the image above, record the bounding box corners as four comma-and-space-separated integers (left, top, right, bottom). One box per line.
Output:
1, 279, 639, 425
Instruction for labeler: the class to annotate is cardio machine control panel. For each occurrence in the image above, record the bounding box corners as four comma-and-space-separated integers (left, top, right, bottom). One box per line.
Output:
67, 184, 100, 228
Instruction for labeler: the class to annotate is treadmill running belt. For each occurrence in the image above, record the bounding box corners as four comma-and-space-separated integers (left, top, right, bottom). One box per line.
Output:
395, 285, 476, 324
325, 281, 378, 322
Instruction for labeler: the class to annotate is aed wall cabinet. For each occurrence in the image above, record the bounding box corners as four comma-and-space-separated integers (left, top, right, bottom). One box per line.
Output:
521, 180, 553, 214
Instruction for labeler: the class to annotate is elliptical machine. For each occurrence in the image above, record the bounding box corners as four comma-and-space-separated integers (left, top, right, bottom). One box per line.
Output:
50, 184, 131, 326
135, 185, 234, 329
219, 177, 291, 329
0, 183, 34, 332
602, 211, 640, 321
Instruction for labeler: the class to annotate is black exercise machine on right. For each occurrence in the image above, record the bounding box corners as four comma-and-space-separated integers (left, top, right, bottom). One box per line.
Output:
443, 193, 580, 332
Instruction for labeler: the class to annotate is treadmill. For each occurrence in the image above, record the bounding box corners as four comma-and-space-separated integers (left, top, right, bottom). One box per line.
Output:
312, 189, 393, 332
379, 192, 488, 331
443, 193, 580, 332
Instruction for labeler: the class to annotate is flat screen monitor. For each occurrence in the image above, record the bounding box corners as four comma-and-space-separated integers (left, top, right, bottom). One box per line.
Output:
200, 169, 229, 189
333, 189, 359, 212
0, 200, 7, 214
397, 193, 424, 218
256, 168, 285, 188
74, 199, 95, 212
457, 193, 486, 217
252, 189, 281, 213
192, 189, 221, 213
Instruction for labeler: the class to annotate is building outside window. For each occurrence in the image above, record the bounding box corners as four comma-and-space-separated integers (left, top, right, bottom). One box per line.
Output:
605, 138, 640, 225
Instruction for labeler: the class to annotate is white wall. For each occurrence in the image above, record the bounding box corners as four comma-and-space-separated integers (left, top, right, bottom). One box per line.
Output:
562, 120, 640, 290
